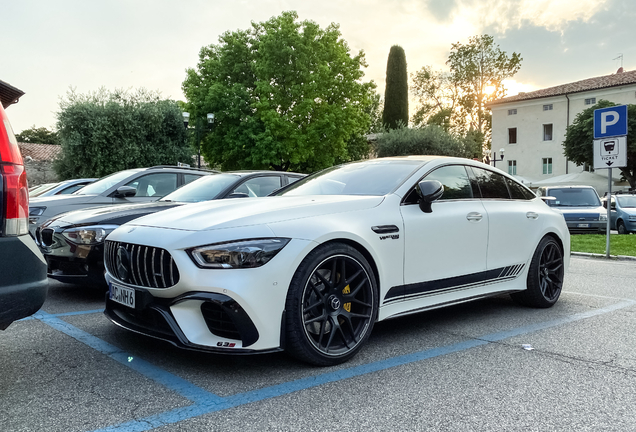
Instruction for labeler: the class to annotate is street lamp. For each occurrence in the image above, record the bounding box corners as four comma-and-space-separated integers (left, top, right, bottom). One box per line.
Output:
489, 148, 505, 167
182, 112, 214, 169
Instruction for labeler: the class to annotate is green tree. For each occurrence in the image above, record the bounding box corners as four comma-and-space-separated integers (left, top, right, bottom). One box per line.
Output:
54, 88, 192, 179
374, 124, 479, 159
564, 99, 636, 189
410, 66, 459, 131
16, 126, 59, 144
366, 92, 384, 134
182, 11, 377, 173
447, 34, 522, 140
412, 35, 521, 148
382, 45, 408, 130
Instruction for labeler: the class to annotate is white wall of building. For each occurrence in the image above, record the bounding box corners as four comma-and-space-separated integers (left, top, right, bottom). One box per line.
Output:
491, 85, 636, 183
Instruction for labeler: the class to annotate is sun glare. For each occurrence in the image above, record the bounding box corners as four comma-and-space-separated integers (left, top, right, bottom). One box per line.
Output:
502, 79, 537, 97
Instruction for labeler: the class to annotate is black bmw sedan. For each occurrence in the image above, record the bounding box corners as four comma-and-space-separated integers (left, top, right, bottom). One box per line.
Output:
35, 170, 304, 288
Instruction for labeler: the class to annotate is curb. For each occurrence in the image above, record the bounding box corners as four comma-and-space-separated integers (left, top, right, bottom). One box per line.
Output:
571, 251, 636, 261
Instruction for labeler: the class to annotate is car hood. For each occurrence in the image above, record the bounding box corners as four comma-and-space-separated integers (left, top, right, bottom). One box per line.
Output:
127, 195, 385, 232
49, 201, 183, 228
29, 193, 100, 208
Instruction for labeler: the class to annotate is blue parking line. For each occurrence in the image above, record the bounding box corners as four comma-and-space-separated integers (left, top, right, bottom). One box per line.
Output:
36, 299, 635, 432
19, 308, 103, 321
34, 311, 224, 405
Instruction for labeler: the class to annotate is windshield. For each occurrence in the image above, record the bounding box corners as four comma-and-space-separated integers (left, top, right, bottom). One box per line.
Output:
29, 183, 58, 197
161, 173, 239, 202
276, 159, 423, 197
546, 188, 601, 207
76, 169, 142, 195
616, 195, 636, 208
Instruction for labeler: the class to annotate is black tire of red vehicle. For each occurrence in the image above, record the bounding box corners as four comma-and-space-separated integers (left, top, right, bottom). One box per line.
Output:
284, 243, 378, 366
511, 236, 564, 308
617, 220, 627, 235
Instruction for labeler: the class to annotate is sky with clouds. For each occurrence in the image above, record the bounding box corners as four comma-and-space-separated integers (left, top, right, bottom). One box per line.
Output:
2, 0, 635, 133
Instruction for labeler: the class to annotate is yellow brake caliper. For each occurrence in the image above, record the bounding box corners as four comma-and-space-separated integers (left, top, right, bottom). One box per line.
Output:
342, 284, 351, 312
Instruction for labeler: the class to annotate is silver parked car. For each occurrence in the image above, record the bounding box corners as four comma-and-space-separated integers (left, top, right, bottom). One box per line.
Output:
29, 178, 96, 198
28, 165, 214, 236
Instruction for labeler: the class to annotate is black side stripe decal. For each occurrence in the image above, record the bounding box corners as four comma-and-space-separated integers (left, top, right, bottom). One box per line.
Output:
384, 264, 526, 304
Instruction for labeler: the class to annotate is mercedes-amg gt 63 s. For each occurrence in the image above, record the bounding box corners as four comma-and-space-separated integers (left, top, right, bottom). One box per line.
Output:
103, 156, 570, 365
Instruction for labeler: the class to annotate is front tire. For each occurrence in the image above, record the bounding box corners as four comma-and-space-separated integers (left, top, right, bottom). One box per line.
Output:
285, 243, 378, 366
617, 220, 627, 235
511, 236, 564, 308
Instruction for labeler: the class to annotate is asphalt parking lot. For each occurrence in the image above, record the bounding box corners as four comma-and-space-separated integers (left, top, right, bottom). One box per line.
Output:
2, 256, 636, 432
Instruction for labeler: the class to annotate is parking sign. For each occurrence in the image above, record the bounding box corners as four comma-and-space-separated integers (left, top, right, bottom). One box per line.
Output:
593, 136, 627, 169
594, 105, 628, 139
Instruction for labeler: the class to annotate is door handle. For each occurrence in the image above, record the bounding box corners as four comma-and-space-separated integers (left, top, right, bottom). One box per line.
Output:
466, 212, 482, 222
526, 212, 539, 219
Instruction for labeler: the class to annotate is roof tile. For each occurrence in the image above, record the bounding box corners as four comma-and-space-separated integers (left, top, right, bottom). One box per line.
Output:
489, 69, 636, 106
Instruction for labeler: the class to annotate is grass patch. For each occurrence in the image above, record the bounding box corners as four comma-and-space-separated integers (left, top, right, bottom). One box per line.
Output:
570, 234, 636, 256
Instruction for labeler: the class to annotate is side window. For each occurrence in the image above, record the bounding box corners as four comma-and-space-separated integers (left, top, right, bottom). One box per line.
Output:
57, 184, 85, 195
125, 173, 178, 197
286, 175, 303, 185
504, 177, 535, 200
423, 165, 473, 201
470, 167, 510, 199
184, 174, 202, 185
508, 127, 517, 144
232, 176, 282, 197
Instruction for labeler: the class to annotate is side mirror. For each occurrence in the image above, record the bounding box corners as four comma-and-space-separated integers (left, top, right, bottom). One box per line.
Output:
113, 186, 137, 198
226, 192, 250, 199
416, 180, 444, 213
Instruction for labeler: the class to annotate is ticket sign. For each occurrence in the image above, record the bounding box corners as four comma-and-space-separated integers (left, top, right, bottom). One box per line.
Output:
593, 136, 627, 169
594, 105, 628, 139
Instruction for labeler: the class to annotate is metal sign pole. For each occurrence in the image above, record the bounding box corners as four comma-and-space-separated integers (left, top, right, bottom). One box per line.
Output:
606, 168, 611, 258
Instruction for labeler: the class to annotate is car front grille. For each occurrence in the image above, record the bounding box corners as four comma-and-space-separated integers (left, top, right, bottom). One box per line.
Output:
40, 228, 54, 247
104, 240, 180, 288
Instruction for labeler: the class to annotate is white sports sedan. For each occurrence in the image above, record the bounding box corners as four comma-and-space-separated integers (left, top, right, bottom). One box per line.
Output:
104, 156, 570, 366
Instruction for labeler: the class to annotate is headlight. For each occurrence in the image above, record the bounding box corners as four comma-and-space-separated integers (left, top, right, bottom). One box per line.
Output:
29, 206, 46, 216
188, 238, 290, 269
599, 213, 608, 221
61, 225, 119, 245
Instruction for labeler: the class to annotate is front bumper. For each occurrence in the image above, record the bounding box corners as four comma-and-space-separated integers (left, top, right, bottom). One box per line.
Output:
36, 226, 106, 286
104, 284, 277, 354
565, 220, 606, 234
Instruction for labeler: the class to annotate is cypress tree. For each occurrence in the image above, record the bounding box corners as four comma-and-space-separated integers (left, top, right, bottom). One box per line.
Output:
382, 45, 408, 129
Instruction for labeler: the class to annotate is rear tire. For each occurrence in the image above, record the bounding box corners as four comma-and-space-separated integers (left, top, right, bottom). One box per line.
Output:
284, 243, 378, 366
511, 236, 564, 308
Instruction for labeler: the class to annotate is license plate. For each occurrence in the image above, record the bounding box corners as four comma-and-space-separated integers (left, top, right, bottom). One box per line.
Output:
577, 223, 590, 228
110, 283, 136, 309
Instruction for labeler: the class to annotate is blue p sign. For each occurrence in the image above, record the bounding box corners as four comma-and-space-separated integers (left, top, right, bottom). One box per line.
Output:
594, 105, 628, 139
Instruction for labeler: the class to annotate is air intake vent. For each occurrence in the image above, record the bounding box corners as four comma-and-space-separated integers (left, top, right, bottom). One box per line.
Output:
105, 240, 179, 288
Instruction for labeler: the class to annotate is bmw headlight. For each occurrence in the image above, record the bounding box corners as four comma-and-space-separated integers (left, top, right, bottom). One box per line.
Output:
187, 238, 290, 269
61, 225, 119, 245
599, 213, 608, 221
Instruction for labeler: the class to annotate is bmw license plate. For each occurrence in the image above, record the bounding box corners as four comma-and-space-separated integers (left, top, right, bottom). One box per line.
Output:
577, 223, 590, 228
110, 283, 136, 309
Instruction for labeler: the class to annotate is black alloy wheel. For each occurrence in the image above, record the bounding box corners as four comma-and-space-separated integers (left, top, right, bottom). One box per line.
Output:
285, 243, 378, 366
511, 236, 564, 308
